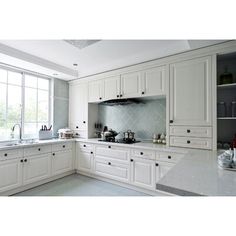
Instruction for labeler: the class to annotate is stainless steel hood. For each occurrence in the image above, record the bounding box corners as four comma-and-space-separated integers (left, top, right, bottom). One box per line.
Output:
100, 98, 143, 106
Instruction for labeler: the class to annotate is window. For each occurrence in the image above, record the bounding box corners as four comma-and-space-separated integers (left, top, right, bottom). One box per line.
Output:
0, 67, 51, 141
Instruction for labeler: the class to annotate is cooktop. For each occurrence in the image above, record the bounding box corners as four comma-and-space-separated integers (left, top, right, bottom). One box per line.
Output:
98, 139, 140, 144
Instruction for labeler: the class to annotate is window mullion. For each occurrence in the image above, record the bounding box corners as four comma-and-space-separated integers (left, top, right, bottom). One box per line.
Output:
21, 72, 25, 139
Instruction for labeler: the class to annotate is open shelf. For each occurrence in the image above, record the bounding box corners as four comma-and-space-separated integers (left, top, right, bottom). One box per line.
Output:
217, 83, 236, 89
217, 117, 236, 120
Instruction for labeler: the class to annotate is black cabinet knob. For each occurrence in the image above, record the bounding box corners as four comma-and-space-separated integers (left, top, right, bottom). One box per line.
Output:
38, 148, 41, 151
20, 159, 23, 163
130, 159, 134, 162
52, 153, 55, 156
91, 151, 93, 154
187, 129, 191, 133
140, 152, 143, 155
187, 140, 191, 144
117, 95, 119, 98
63, 145, 65, 148
83, 144, 86, 147
24, 159, 27, 162
108, 146, 111, 148
99, 97, 102, 100
83, 121, 86, 124
142, 91, 145, 95
76, 126, 79, 129
168, 156, 171, 159
120, 94, 123, 97
156, 163, 159, 166
108, 162, 111, 165
4, 153, 7, 157
170, 120, 173, 123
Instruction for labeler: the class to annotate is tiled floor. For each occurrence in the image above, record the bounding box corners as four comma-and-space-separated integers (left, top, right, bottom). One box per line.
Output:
14, 174, 157, 196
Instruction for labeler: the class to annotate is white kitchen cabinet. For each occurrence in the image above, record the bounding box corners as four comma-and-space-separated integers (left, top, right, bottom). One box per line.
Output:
155, 161, 175, 182
77, 152, 93, 173
130, 157, 155, 190
88, 79, 104, 103
169, 56, 212, 126
69, 82, 88, 131
51, 150, 73, 176
141, 66, 166, 96
22, 154, 51, 185
103, 76, 121, 101
121, 71, 141, 98
0, 159, 22, 193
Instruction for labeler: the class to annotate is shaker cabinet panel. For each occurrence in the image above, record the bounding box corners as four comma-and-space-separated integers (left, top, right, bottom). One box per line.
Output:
170, 56, 212, 126
88, 80, 104, 102
103, 76, 121, 101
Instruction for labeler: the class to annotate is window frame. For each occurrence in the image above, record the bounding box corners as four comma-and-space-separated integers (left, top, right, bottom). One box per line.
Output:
0, 64, 52, 141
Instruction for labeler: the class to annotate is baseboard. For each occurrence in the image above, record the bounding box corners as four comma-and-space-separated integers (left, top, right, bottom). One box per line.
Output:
2, 170, 76, 196
76, 170, 173, 196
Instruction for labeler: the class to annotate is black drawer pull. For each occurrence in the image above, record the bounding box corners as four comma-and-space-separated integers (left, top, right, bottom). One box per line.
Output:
120, 94, 123, 97
76, 126, 79, 129
140, 152, 143, 155
20, 159, 23, 163
83, 121, 86, 124
24, 159, 27, 162
117, 95, 119, 98
83, 144, 86, 147
142, 91, 145, 95
187, 140, 191, 144
99, 97, 102, 100
52, 153, 55, 156
38, 148, 41, 151
62, 145, 65, 148
156, 163, 159, 166
170, 120, 173, 123
108, 146, 111, 148
130, 159, 134, 162
187, 129, 191, 133
108, 162, 111, 165
4, 153, 7, 157
168, 156, 171, 159
91, 151, 93, 154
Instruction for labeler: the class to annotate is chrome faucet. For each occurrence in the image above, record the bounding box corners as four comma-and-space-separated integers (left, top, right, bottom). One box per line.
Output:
11, 124, 22, 143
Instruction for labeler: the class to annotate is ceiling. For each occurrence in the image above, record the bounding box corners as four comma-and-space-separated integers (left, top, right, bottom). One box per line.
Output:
0, 40, 227, 80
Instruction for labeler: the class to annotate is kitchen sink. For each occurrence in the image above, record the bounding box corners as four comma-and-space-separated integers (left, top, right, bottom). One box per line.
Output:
0, 140, 39, 148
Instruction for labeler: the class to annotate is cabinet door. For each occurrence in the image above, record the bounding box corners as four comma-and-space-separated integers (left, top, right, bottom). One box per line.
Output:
170, 56, 212, 126
0, 159, 22, 193
142, 66, 166, 96
77, 152, 93, 173
130, 157, 155, 190
121, 71, 141, 98
69, 82, 88, 129
23, 154, 51, 185
103, 76, 120, 101
52, 150, 73, 176
156, 161, 175, 182
88, 80, 104, 102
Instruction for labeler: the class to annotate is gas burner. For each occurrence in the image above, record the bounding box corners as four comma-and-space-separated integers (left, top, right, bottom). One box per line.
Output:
98, 139, 140, 144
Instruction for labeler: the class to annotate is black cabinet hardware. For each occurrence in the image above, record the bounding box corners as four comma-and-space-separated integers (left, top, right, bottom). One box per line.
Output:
170, 120, 173, 123
4, 153, 7, 157
130, 159, 134, 162
142, 91, 145, 95
187, 129, 191, 133
38, 148, 41, 151
63, 145, 65, 148
76, 126, 78, 129
120, 94, 123, 97
117, 95, 119, 98
99, 97, 102, 100
83, 144, 86, 147
187, 140, 191, 144
156, 163, 159, 166
52, 153, 55, 156
108, 145, 111, 148
83, 121, 86, 124
20, 159, 23, 163
168, 156, 171, 159
91, 151, 93, 154
140, 152, 143, 155
24, 159, 27, 162
108, 162, 111, 165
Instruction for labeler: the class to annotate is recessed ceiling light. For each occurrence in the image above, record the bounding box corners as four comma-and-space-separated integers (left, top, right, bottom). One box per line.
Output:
73, 63, 78, 66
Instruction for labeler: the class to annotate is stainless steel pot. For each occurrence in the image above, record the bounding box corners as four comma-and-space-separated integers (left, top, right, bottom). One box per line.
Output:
101, 129, 119, 140
123, 130, 135, 140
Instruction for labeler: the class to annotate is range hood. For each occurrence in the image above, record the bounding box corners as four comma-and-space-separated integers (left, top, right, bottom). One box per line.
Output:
100, 98, 143, 106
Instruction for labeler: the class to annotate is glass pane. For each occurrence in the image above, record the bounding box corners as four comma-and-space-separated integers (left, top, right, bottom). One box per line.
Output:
24, 88, 37, 122
0, 68, 7, 83
0, 83, 6, 122
7, 122, 19, 140
0, 126, 8, 141
25, 74, 37, 88
38, 90, 49, 122
7, 85, 21, 123
24, 123, 38, 139
8, 71, 22, 85
38, 78, 49, 90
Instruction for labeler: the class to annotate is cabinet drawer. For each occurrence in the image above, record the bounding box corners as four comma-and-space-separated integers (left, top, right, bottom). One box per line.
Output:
94, 157, 129, 183
78, 142, 94, 153
24, 145, 52, 157
131, 149, 155, 160
170, 136, 212, 150
170, 126, 212, 138
52, 142, 72, 152
95, 145, 129, 162
156, 152, 184, 163
0, 148, 23, 161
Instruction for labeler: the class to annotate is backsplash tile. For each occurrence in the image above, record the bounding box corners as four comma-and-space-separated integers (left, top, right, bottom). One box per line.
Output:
98, 99, 166, 139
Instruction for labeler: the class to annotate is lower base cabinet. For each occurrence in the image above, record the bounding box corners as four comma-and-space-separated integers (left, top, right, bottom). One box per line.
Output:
77, 152, 93, 173
156, 161, 175, 182
52, 150, 73, 176
0, 159, 22, 193
23, 154, 52, 185
130, 157, 155, 190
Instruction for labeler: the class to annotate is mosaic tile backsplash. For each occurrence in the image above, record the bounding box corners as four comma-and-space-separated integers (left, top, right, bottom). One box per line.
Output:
98, 99, 166, 140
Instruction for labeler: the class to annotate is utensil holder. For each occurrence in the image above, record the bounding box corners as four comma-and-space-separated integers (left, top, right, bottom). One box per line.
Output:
39, 130, 53, 140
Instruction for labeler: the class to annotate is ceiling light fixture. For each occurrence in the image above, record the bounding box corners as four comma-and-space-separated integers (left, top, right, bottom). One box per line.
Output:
73, 63, 78, 66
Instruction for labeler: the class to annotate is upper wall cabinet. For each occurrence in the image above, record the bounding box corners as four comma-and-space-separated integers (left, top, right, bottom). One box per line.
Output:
141, 66, 166, 97
169, 56, 212, 126
120, 71, 141, 98
88, 80, 104, 103
103, 76, 120, 101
